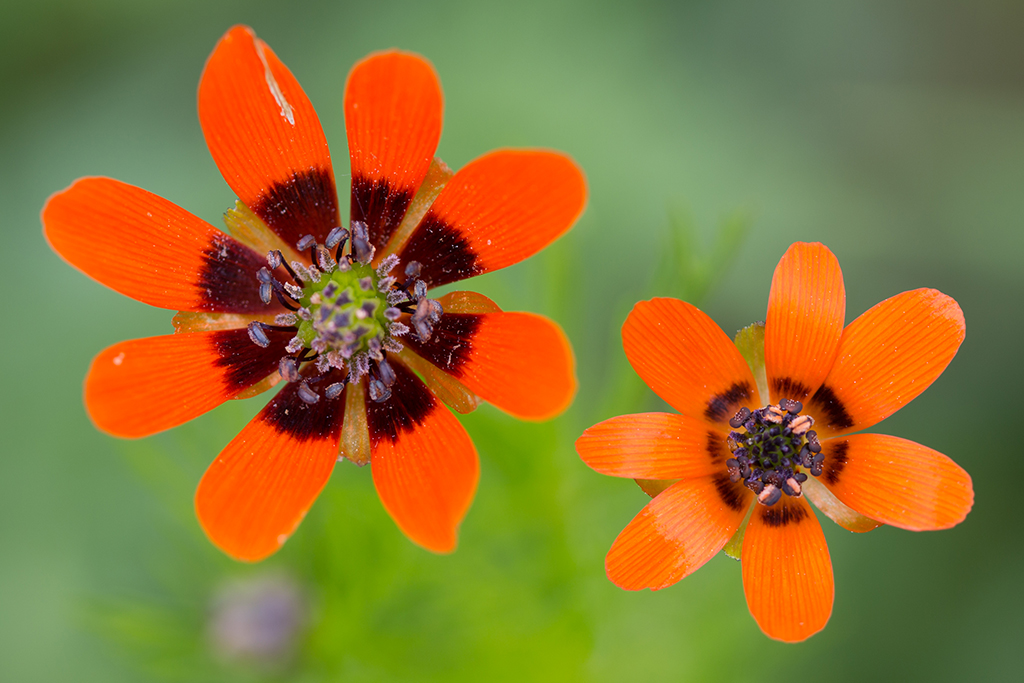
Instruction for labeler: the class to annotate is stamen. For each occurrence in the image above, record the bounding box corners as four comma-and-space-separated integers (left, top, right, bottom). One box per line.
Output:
377, 254, 400, 277
790, 415, 813, 435
411, 298, 434, 341
325, 227, 348, 249
275, 313, 298, 326
290, 261, 311, 282
377, 357, 396, 386
279, 357, 299, 382
413, 280, 428, 300
404, 261, 422, 279
247, 322, 270, 348
368, 337, 383, 361
368, 378, 391, 403
296, 235, 316, 251
266, 250, 283, 270
297, 383, 320, 405
272, 286, 299, 311
324, 381, 346, 399
729, 407, 751, 429
350, 221, 375, 264
780, 398, 803, 414
259, 282, 273, 304
316, 245, 336, 272
757, 484, 782, 506
354, 353, 370, 380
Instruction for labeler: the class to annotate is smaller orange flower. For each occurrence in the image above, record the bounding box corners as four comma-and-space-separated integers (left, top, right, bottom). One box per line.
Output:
576, 242, 973, 642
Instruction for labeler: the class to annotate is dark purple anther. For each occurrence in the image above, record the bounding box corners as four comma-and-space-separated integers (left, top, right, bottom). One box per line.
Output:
350, 221, 374, 264
729, 407, 751, 428
278, 358, 299, 382
247, 321, 270, 348
297, 383, 319, 405
325, 227, 348, 249
368, 378, 391, 403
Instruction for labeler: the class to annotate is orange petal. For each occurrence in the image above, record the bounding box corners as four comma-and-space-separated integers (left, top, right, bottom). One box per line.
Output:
576, 413, 728, 480
403, 310, 576, 421
43, 177, 276, 313
765, 242, 845, 403
195, 370, 346, 562
367, 361, 479, 553
345, 51, 443, 253
819, 434, 973, 531
85, 328, 292, 438
198, 25, 339, 248
742, 497, 834, 642
807, 289, 965, 436
606, 475, 752, 590
622, 298, 759, 427
397, 149, 587, 288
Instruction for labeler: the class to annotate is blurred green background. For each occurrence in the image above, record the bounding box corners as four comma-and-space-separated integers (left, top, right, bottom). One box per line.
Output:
2, 0, 1022, 680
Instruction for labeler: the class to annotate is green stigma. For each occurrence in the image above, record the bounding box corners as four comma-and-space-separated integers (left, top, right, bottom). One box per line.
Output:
297, 261, 392, 357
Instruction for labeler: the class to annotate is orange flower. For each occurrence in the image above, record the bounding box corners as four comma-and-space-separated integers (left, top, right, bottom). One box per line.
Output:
576, 242, 972, 642
43, 25, 586, 562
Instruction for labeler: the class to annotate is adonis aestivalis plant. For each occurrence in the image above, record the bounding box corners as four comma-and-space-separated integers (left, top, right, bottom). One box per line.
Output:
576, 242, 972, 642
43, 25, 586, 561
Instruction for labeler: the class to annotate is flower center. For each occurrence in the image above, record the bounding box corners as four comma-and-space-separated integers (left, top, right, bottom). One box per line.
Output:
244, 221, 443, 404
725, 399, 824, 506
297, 262, 391, 359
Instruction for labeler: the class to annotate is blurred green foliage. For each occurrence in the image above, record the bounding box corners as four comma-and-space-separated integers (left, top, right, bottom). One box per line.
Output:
2, 0, 1023, 681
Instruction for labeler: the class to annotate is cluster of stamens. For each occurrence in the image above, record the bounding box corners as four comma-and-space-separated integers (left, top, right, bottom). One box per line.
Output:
725, 399, 825, 506
245, 220, 443, 405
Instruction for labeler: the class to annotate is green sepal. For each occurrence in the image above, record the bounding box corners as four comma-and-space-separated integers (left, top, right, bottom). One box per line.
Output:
634, 478, 680, 498
722, 503, 754, 561
733, 322, 768, 405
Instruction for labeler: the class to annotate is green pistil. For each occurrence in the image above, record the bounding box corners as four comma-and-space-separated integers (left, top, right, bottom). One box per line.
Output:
296, 262, 390, 355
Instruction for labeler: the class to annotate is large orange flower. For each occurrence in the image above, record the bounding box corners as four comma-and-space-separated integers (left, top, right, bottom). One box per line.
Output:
576, 242, 972, 642
43, 26, 585, 562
